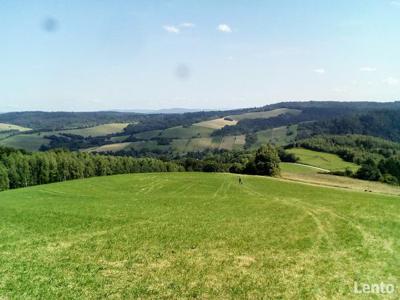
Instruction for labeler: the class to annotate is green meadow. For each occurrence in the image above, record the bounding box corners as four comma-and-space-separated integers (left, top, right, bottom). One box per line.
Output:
0, 173, 398, 299
0, 133, 50, 151
287, 148, 360, 172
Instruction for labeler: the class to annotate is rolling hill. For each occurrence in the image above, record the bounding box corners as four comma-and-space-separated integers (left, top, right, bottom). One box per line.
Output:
0, 172, 398, 298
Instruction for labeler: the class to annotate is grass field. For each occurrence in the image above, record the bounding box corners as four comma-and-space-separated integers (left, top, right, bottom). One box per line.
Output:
281, 163, 400, 195
0, 123, 31, 132
60, 123, 130, 137
0, 173, 398, 299
287, 148, 360, 172
0, 133, 50, 151
160, 126, 214, 139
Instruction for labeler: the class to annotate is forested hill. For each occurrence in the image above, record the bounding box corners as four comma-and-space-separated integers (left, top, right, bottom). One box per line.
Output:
0, 108, 251, 131
298, 110, 400, 142
265, 101, 400, 111
2, 101, 400, 131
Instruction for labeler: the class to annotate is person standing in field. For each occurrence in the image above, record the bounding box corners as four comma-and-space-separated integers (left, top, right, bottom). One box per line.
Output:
239, 177, 243, 185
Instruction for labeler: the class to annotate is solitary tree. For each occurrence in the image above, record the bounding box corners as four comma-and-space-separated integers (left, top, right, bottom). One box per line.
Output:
253, 145, 281, 176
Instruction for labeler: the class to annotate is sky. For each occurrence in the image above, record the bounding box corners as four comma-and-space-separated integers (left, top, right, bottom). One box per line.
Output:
1, 0, 400, 111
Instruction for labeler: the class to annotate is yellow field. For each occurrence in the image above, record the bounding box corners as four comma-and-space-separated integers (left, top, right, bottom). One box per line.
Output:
194, 118, 238, 129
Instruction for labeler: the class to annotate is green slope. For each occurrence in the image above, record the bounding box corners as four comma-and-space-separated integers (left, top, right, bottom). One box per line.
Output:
0, 173, 398, 298
0, 133, 50, 151
59, 123, 130, 137
287, 148, 360, 172
0, 123, 31, 132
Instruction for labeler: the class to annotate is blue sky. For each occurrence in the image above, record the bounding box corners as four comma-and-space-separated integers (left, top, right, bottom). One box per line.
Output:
1, 0, 400, 111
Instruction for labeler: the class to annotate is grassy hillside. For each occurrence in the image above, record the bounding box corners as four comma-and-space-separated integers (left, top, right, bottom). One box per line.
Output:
59, 123, 130, 137
280, 163, 400, 195
0, 173, 398, 298
0, 123, 31, 132
253, 125, 298, 148
0, 133, 50, 151
287, 148, 360, 172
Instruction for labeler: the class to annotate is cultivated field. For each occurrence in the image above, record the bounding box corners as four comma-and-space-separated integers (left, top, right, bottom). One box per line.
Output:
60, 123, 130, 137
253, 125, 298, 148
0, 173, 398, 298
193, 118, 238, 129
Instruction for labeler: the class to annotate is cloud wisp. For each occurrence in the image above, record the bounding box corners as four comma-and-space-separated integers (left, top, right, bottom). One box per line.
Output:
217, 24, 232, 33
163, 25, 180, 34
313, 68, 326, 74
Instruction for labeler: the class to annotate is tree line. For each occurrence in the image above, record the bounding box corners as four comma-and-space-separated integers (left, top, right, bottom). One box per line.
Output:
0, 144, 284, 192
0, 147, 184, 191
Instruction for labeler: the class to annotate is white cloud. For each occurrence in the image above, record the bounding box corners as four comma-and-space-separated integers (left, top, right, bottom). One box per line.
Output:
383, 77, 400, 86
180, 22, 195, 28
313, 68, 326, 74
217, 24, 232, 33
360, 66, 376, 72
225, 56, 234, 61
163, 25, 180, 34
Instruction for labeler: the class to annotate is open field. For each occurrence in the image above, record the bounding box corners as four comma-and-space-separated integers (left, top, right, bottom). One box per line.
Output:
281, 163, 400, 195
194, 118, 238, 129
160, 126, 214, 139
287, 148, 360, 172
0, 172, 398, 298
0, 133, 49, 151
227, 108, 301, 121
0, 123, 31, 132
59, 123, 130, 137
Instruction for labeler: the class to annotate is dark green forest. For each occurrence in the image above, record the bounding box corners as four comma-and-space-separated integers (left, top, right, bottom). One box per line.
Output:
0, 147, 183, 191
0, 145, 284, 192
298, 110, 400, 142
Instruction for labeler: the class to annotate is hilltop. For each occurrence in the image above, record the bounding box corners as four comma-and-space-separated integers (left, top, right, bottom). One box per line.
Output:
0, 172, 398, 298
